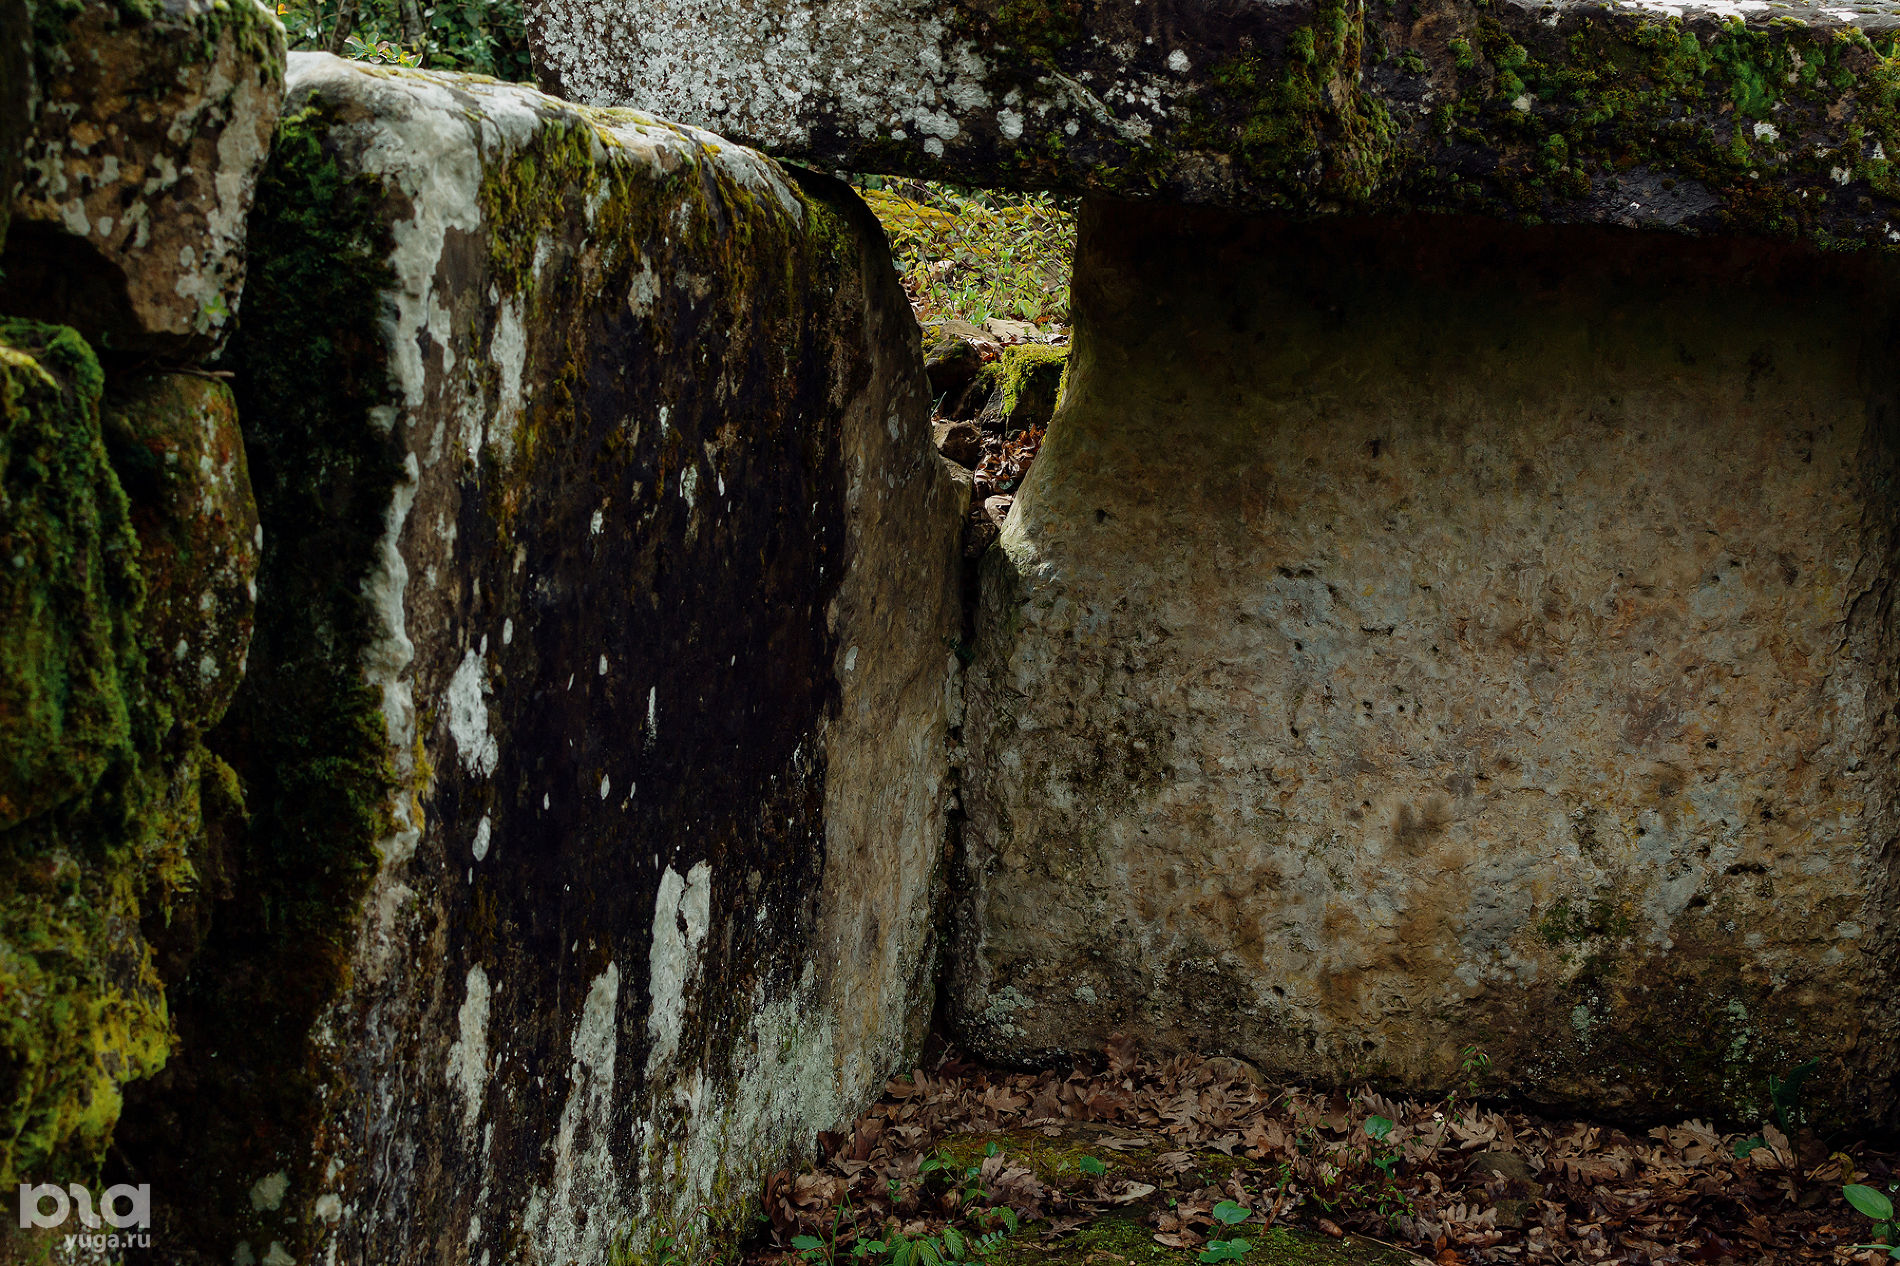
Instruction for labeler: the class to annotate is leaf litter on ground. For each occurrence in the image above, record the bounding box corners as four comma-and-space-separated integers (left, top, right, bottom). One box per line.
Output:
748, 1039, 1897, 1265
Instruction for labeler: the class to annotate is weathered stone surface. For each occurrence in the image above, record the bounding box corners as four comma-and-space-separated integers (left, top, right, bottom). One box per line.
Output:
925, 318, 996, 404
936, 418, 984, 467
103, 374, 260, 738
533, 0, 1900, 250
952, 199, 1900, 1126
1, 0, 285, 357
113, 54, 964, 1264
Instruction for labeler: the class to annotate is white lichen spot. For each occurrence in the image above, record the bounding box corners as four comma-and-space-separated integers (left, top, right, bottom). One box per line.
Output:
997, 108, 1024, 140
1752, 120, 1778, 144
502, 617, 514, 645
645, 861, 713, 1075
600, 775, 612, 800
647, 686, 658, 744
262, 1245, 294, 1266
248, 1171, 289, 1213
598, 654, 608, 675
472, 815, 491, 862
627, 258, 658, 317
447, 648, 500, 778
1512, 94, 1533, 112
448, 964, 492, 1135
680, 463, 698, 510
1166, 49, 1190, 72
314, 1194, 343, 1223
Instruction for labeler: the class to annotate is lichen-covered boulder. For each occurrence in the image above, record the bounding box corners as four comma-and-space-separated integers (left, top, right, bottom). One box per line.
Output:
952, 199, 1900, 1127
1, 0, 285, 356
113, 53, 964, 1265
533, 0, 1900, 250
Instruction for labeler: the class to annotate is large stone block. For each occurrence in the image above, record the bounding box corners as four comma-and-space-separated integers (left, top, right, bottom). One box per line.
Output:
531, 0, 1900, 249
953, 199, 1900, 1126
113, 54, 964, 1264
1, 0, 285, 357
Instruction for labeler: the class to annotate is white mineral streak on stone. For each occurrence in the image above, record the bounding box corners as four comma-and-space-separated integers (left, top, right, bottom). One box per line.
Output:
526, 963, 623, 1266
447, 648, 500, 778
490, 297, 527, 462
636, 976, 852, 1239
645, 861, 713, 1075
447, 964, 491, 1134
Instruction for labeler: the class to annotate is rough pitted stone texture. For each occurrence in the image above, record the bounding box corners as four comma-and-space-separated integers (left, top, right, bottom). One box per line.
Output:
534, 0, 1900, 249
0, 0, 285, 357
952, 199, 1900, 1126
104, 375, 260, 739
112, 54, 964, 1265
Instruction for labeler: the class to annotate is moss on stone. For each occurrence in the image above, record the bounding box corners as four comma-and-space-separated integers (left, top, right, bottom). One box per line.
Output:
0, 319, 136, 829
1191, 0, 1401, 204
0, 318, 213, 1189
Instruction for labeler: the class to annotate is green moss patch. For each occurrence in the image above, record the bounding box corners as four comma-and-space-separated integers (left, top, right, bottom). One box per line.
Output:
0, 319, 211, 1189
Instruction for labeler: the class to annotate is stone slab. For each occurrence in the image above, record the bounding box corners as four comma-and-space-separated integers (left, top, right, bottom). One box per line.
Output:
112, 54, 965, 1264
532, 0, 1900, 249
952, 198, 1900, 1126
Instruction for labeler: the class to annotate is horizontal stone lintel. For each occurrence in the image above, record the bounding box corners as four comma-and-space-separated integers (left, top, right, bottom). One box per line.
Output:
534, 0, 1900, 248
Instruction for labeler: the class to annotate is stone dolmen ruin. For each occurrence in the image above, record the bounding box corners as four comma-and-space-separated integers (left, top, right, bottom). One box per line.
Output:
1, 0, 1896, 1259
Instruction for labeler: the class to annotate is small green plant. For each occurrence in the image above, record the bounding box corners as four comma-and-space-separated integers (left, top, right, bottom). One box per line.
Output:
1442, 1044, 1492, 1122
1769, 1057, 1820, 1132
1078, 1154, 1108, 1177
1846, 1183, 1900, 1259
1199, 1201, 1253, 1263
1364, 1115, 1400, 1180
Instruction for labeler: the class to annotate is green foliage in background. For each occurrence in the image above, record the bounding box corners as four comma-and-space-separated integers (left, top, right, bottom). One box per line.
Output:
852, 178, 1075, 328
274, 0, 531, 80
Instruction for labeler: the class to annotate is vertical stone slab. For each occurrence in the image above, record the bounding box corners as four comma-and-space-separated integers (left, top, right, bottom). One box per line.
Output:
116, 54, 964, 1265
955, 199, 1900, 1125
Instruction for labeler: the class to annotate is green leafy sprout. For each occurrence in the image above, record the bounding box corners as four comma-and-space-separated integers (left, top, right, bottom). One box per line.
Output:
1846, 1183, 1900, 1260
1198, 1200, 1254, 1263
